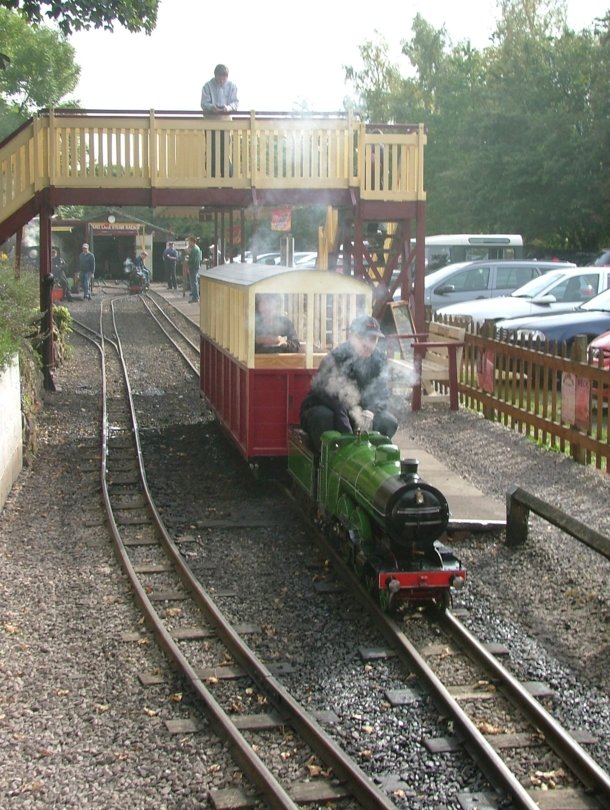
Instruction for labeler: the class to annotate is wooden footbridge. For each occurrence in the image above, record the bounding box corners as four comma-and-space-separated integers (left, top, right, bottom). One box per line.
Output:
0, 108, 428, 383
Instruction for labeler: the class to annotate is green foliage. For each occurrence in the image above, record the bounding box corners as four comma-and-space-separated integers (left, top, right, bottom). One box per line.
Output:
52, 304, 72, 364
52, 304, 72, 336
0, 8, 79, 138
344, 35, 409, 123
344, 0, 610, 250
0, 0, 158, 35
0, 260, 40, 374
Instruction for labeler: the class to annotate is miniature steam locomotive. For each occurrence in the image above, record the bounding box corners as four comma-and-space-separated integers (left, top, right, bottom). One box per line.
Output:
197, 263, 465, 611
288, 427, 466, 611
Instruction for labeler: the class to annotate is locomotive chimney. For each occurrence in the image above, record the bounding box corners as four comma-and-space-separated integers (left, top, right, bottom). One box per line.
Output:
400, 458, 420, 480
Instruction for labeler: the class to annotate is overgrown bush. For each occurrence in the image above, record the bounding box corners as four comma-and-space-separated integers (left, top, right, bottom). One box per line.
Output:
0, 261, 42, 464
52, 304, 73, 365
0, 261, 39, 373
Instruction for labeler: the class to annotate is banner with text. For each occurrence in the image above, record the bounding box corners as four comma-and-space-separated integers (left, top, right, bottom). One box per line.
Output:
271, 208, 292, 232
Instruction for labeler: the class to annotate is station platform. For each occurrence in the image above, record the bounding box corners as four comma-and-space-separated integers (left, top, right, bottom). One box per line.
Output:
148, 283, 505, 529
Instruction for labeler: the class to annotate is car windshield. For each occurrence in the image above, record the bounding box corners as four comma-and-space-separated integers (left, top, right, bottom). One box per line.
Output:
425, 262, 470, 284
580, 287, 610, 312
511, 270, 566, 299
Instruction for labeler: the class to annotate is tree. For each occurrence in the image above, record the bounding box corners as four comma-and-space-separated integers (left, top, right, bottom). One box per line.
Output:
344, 34, 410, 123
344, 1, 610, 250
0, 0, 158, 35
0, 9, 79, 138
467, 0, 610, 248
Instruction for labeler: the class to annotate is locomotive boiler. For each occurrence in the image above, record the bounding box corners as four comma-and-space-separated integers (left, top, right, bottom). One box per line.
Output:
288, 427, 466, 611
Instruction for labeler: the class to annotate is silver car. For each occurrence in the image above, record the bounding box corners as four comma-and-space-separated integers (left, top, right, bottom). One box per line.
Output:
435, 266, 610, 326
422, 259, 575, 311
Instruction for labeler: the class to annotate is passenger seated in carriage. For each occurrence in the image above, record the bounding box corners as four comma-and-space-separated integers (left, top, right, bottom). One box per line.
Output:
254, 293, 301, 353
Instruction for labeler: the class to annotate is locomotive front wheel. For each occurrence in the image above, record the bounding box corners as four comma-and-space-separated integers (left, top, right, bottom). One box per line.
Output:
362, 565, 387, 610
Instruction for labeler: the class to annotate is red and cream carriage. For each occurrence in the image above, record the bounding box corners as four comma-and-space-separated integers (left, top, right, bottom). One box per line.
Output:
199, 263, 373, 461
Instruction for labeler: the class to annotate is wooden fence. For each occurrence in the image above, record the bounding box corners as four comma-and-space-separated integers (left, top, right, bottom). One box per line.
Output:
434, 318, 610, 473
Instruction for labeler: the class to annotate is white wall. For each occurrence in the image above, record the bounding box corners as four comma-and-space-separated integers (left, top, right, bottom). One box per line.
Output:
0, 356, 22, 511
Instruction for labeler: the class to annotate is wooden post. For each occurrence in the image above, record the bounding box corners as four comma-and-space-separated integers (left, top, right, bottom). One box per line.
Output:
39, 196, 55, 391
482, 319, 495, 420
506, 484, 529, 546
412, 200, 426, 333
570, 335, 588, 464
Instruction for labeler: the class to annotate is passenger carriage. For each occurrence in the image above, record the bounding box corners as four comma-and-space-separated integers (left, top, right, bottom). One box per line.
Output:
199, 264, 373, 461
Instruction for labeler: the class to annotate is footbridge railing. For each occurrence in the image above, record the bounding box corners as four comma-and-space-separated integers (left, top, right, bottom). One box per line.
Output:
0, 109, 426, 228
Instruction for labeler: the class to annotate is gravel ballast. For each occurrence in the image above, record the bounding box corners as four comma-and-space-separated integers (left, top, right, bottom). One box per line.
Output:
0, 292, 608, 809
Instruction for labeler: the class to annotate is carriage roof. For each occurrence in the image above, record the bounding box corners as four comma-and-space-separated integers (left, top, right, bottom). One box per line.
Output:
200, 263, 372, 293
199, 264, 373, 369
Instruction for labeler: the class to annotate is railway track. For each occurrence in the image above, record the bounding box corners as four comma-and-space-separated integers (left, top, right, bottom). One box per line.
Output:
141, 291, 201, 374
72, 292, 610, 808
309, 519, 610, 810
72, 298, 399, 810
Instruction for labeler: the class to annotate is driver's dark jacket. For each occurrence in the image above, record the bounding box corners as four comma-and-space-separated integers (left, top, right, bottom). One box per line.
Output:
300, 341, 390, 434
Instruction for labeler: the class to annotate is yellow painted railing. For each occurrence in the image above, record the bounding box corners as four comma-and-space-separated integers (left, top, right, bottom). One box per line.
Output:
0, 109, 426, 224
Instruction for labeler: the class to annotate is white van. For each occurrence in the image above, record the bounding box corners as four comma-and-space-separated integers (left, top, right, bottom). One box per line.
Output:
412, 234, 524, 271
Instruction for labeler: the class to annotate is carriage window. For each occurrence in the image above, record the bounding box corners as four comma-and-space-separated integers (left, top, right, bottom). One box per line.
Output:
312, 293, 369, 350
255, 293, 302, 353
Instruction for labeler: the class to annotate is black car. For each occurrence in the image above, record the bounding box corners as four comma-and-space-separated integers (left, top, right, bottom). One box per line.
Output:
496, 286, 610, 346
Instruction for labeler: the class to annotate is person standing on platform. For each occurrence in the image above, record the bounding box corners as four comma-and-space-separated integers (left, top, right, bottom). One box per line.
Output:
163, 241, 179, 290
201, 63, 239, 115
187, 236, 202, 303
79, 243, 95, 301
201, 64, 239, 178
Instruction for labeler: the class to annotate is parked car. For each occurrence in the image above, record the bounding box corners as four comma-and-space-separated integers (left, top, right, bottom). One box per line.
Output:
418, 259, 573, 310
292, 251, 319, 267
496, 286, 610, 347
588, 330, 610, 400
435, 266, 608, 326
588, 330, 610, 367
593, 249, 610, 266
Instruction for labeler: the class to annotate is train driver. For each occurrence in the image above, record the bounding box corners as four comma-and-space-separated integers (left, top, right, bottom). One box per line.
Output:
300, 314, 398, 452
254, 294, 301, 354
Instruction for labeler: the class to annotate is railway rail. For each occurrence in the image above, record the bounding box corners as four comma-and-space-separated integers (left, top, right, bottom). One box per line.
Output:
70, 290, 610, 808
307, 516, 610, 810
72, 299, 400, 810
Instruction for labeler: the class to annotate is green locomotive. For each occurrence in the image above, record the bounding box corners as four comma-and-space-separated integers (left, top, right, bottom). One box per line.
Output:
288, 427, 466, 611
